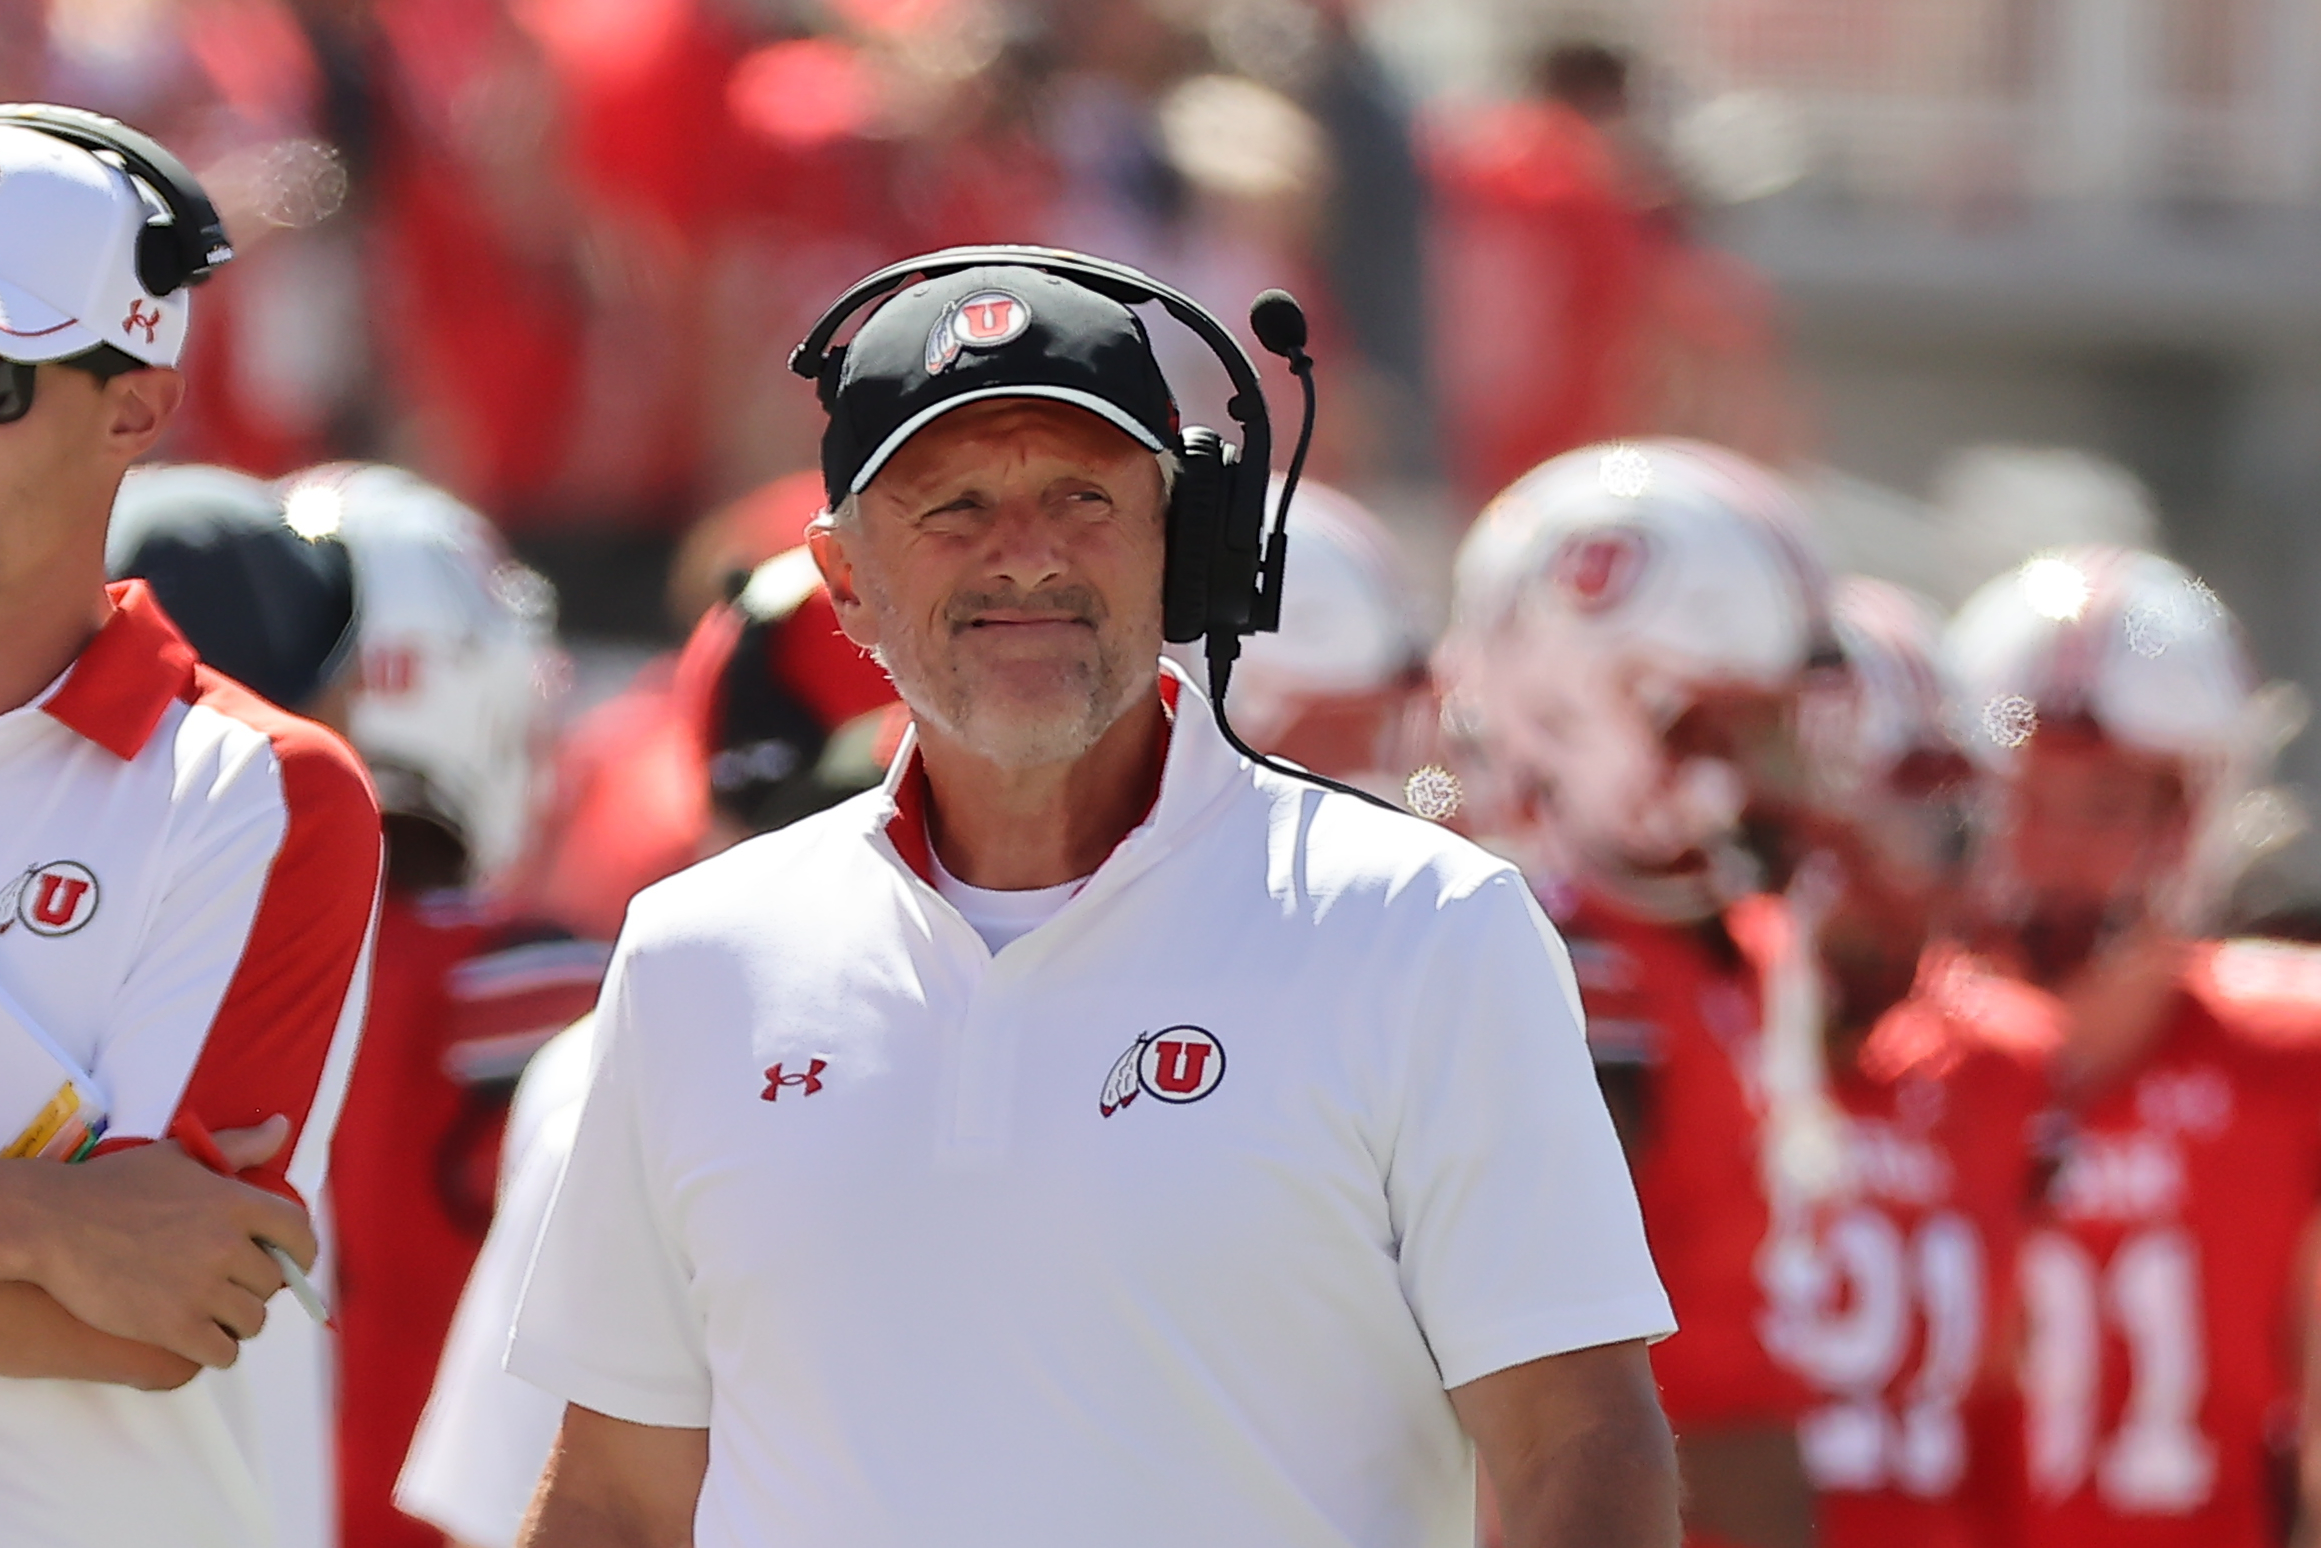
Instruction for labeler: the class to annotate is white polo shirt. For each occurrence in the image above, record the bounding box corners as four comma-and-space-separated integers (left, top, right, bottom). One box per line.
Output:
0, 582, 380, 1548
509, 665, 1672, 1548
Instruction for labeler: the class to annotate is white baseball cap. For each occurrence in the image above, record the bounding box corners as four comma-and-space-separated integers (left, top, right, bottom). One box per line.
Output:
0, 122, 193, 368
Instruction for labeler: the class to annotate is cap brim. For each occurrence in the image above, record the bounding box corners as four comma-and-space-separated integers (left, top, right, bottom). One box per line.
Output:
849, 385, 1170, 495
0, 272, 97, 363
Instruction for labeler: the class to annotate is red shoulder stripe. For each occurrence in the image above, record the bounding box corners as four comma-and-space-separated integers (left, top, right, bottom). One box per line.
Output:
170, 667, 382, 1202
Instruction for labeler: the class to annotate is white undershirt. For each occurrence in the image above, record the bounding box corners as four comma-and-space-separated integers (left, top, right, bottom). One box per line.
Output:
928, 841, 1087, 953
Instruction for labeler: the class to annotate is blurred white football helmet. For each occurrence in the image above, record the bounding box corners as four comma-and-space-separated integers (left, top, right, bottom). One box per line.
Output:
1173, 475, 1429, 790
1438, 439, 1834, 912
278, 464, 564, 886
1228, 476, 1424, 729
1812, 578, 1961, 812
1945, 546, 2299, 927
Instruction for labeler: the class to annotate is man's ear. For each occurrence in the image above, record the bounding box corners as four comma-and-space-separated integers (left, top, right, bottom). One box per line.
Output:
102, 368, 185, 463
808, 519, 879, 651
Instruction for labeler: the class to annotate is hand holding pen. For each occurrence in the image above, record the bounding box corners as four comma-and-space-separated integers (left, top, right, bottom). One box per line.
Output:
0, 1114, 322, 1369
167, 1113, 332, 1329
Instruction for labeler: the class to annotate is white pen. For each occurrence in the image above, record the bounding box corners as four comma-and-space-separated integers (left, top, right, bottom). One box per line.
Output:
262, 1243, 333, 1329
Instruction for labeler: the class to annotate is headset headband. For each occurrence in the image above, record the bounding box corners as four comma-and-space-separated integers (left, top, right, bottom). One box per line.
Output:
788, 244, 1273, 481
0, 103, 233, 296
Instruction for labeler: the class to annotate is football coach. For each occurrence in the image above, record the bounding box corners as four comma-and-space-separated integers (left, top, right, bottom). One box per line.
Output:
510, 251, 1681, 1548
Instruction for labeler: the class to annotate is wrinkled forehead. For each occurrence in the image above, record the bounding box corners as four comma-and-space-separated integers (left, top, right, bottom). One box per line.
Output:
865, 397, 1159, 501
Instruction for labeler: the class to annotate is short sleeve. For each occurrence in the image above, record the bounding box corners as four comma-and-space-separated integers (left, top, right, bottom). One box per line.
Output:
400, 1021, 598, 1548
1387, 870, 1675, 1390
99, 702, 380, 1205
506, 954, 710, 1428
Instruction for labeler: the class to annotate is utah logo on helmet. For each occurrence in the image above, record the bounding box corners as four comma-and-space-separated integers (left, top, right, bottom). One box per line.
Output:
1552, 527, 1651, 614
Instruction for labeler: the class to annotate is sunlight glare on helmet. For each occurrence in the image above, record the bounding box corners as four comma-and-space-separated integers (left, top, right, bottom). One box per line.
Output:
1599, 445, 1653, 500
2020, 556, 2090, 622
284, 483, 344, 541
1982, 693, 2038, 749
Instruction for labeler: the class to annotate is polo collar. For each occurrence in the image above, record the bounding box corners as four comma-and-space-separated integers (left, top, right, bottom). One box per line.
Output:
876, 658, 1235, 889
43, 580, 200, 761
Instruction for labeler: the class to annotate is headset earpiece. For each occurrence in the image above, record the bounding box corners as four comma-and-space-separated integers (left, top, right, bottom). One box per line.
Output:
136, 223, 181, 299
1164, 427, 1232, 644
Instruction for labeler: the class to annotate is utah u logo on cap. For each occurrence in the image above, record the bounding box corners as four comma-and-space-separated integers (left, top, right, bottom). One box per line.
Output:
0, 861, 100, 938
924, 290, 1033, 375
955, 292, 1026, 345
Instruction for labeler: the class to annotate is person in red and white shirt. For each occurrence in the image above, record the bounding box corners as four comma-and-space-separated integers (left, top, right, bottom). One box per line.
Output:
1745, 579, 2056, 1548
263, 463, 605, 1548
1435, 438, 1837, 1548
0, 108, 380, 1548
1946, 547, 2321, 1548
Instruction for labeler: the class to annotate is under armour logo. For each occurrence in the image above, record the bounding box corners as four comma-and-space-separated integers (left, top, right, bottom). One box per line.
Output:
121, 300, 161, 344
761, 1058, 827, 1101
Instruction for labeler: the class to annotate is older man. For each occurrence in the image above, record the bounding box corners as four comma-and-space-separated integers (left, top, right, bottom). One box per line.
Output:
509, 257, 1678, 1548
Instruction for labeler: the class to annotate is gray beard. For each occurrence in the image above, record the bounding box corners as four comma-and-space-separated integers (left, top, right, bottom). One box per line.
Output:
865, 583, 1152, 771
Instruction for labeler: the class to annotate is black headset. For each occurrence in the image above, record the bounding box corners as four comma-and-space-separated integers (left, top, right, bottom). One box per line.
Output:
0, 103, 234, 297
790, 246, 1399, 812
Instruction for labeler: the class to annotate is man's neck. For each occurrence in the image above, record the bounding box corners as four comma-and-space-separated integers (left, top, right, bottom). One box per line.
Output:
0, 540, 109, 719
918, 695, 1169, 890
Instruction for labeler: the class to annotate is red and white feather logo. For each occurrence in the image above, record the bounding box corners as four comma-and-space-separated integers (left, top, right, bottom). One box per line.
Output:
1101, 1025, 1226, 1116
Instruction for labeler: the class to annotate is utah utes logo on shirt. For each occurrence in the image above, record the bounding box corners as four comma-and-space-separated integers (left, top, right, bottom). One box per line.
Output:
1100, 1026, 1226, 1116
0, 861, 99, 938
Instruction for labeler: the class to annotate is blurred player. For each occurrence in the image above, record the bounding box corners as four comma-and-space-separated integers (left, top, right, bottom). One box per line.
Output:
108, 465, 359, 724
517, 475, 893, 941
1174, 474, 1429, 790
107, 463, 365, 1548
1437, 438, 1826, 1548
1746, 578, 2055, 1548
1946, 547, 2320, 1548
395, 547, 896, 1548
276, 464, 607, 1548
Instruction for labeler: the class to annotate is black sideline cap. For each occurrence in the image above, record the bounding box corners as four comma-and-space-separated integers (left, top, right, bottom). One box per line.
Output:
820, 265, 1180, 505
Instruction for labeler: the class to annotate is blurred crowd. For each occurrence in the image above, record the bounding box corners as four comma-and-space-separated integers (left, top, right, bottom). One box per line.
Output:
6, 0, 1794, 539
26, 3, 2321, 1548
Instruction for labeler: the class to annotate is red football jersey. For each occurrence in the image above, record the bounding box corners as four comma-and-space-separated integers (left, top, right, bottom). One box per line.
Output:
2015, 940, 2321, 1548
1739, 930, 2055, 1548
332, 892, 606, 1548
1555, 891, 1815, 1435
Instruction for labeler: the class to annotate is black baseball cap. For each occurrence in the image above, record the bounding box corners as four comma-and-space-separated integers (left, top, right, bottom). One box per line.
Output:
819, 264, 1181, 505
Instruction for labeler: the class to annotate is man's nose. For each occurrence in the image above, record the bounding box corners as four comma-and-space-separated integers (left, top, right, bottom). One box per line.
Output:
982, 497, 1069, 592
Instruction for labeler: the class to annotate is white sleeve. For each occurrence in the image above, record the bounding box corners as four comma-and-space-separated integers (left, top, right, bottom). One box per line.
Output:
398, 1026, 597, 1548
505, 950, 710, 1428
1387, 870, 1675, 1390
